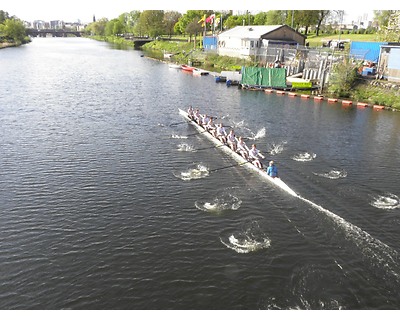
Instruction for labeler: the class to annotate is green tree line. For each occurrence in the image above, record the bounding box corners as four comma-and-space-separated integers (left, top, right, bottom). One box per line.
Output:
0, 10, 30, 44
86, 10, 335, 38
85, 10, 400, 42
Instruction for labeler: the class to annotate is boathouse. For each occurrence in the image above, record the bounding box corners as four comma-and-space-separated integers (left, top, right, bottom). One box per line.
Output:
217, 25, 306, 59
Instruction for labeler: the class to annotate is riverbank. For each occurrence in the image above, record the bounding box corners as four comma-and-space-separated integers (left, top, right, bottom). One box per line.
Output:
0, 42, 18, 49
89, 36, 400, 111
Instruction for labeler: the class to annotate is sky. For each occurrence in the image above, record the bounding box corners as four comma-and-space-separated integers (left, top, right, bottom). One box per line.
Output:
1, 0, 398, 23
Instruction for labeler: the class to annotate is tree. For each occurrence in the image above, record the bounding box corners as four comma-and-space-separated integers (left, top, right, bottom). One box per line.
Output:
0, 10, 10, 24
185, 18, 203, 45
126, 11, 141, 34
376, 10, 400, 41
253, 12, 268, 25
374, 10, 393, 28
315, 10, 331, 36
164, 11, 181, 38
264, 11, 287, 25
223, 13, 254, 29
296, 10, 320, 34
0, 18, 27, 43
137, 10, 165, 38
175, 10, 208, 35
86, 18, 108, 36
105, 18, 124, 36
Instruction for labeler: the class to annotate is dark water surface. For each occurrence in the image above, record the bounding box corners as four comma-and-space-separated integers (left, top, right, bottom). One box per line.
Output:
1, 38, 400, 310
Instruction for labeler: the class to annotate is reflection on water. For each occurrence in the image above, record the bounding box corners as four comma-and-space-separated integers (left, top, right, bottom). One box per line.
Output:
1, 38, 400, 309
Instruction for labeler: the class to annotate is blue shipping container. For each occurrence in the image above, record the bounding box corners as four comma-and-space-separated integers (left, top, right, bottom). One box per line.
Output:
350, 41, 387, 63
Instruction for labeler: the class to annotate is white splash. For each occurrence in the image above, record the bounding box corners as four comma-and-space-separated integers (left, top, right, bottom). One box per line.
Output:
177, 143, 194, 152
171, 134, 188, 139
292, 152, 316, 162
195, 191, 242, 213
247, 127, 266, 140
222, 234, 271, 254
371, 193, 400, 210
220, 221, 271, 253
313, 169, 347, 179
269, 141, 287, 155
231, 120, 245, 128
173, 164, 209, 181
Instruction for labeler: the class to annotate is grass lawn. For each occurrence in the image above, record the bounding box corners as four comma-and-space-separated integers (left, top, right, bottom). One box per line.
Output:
306, 33, 382, 47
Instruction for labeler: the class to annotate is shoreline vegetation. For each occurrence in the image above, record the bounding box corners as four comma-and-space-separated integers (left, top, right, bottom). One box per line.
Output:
3, 33, 398, 111
90, 35, 400, 111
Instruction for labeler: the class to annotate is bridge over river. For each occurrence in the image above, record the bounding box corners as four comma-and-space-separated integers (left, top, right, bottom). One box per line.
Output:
26, 30, 153, 48
27, 29, 83, 37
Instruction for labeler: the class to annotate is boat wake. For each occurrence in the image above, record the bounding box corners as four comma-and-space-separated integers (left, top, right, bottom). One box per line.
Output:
195, 188, 242, 213
173, 164, 209, 180
297, 194, 400, 293
370, 193, 400, 210
177, 143, 195, 152
220, 221, 271, 253
313, 169, 347, 179
292, 152, 316, 162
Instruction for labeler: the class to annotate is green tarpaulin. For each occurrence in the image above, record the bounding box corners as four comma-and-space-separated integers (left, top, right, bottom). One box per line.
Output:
241, 66, 287, 88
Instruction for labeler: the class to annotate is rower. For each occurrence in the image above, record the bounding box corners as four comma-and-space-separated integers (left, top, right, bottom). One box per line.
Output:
193, 109, 201, 124
236, 136, 249, 160
248, 144, 265, 169
201, 114, 210, 128
227, 129, 237, 152
187, 105, 194, 120
215, 123, 227, 144
206, 118, 216, 136
266, 160, 278, 178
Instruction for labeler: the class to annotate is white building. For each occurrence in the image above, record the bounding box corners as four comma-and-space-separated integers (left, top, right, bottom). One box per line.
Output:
217, 25, 306, 59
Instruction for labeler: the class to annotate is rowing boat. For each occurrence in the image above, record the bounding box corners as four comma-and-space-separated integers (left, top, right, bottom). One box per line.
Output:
178, 108, 298, 197
181, 64, 195, 72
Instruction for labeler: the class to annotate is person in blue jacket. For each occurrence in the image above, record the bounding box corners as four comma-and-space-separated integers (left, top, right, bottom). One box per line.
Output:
266, 160, 278, 178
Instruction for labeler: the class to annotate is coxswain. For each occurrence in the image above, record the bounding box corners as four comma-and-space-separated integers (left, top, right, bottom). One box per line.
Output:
266, 160, 278, 178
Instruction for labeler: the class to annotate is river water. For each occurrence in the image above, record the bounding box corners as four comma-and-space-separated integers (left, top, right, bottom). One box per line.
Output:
0, 37, 400, 310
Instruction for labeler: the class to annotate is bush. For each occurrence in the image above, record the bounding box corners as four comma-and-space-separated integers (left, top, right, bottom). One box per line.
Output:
327, 59, 360, 98
351, 82, 400, 110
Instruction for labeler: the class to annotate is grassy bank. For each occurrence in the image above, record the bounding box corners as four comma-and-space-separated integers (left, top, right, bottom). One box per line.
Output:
142, 39, 253, 72
351, 81, 400, 110
91, 36, 400, 111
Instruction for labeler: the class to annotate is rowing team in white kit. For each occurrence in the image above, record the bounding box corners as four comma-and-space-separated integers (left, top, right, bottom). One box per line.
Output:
186, 105, 279, 178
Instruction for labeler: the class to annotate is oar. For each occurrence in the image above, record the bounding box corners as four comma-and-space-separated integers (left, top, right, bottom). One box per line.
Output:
208, 161, 249, 173
196, 144, 226, 151
185, 130, 207, 137
169, 121, 189, 127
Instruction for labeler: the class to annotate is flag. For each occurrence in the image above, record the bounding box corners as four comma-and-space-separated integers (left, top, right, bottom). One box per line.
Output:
198, 14, 206, 27
214, 16, 220, 28
206, 14, 215, 24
